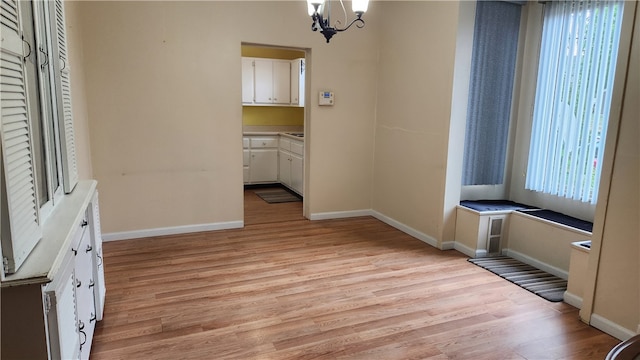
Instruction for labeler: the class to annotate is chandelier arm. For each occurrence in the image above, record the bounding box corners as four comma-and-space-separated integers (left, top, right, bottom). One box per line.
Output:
333, 17, 365, 32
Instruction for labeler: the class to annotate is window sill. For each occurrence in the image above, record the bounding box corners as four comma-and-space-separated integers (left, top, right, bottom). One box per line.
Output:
1, 180, 97, 287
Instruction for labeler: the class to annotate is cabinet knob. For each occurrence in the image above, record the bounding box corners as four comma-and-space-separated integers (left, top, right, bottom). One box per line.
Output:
81, 219, 88, 227
86, 244, 93, 253
76, 279, 82, 288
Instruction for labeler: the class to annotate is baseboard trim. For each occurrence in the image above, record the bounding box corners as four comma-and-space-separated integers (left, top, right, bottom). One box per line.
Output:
102, 221, 244, 242
440, 241, 455, 251
370, 211, 441, 249
563, 291, 583, 309
453, 242, 479, 258
503, 249, 569, 280
590, 313, 637, 341
308, 209, 374, 221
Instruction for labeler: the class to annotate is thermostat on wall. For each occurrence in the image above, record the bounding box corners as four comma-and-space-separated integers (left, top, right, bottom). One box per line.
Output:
319, 91, 334, 106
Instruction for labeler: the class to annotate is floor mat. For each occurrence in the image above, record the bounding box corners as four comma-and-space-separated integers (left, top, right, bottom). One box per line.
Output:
468, 256, 567, 302
254, 188, 301, 204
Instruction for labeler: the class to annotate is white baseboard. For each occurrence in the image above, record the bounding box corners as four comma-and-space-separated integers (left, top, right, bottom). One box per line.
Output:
310, 209, 446, 250
370, 211, 441, 249
453, 242, 480, 258
562, 291, 583, 309
309, 209, 374, 221
504, 249, 569, 280
590, 313, 637, 341
102, 221, 244, 242
441, 241, 455, 250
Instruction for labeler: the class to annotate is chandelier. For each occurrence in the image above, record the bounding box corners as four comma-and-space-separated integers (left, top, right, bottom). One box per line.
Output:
307, 0, 369, 43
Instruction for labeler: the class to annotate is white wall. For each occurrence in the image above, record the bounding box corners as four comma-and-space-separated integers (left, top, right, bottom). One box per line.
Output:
372, 1, 460, 247
75, 1, 379, 235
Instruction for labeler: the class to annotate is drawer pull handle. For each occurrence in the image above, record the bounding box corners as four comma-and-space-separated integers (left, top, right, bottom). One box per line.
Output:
81, 220, 88, 227
72, 248, 77, 256
79, 321, 87, 348
86, 244, 93, 253
89, 279, 95, 288
90, 313, 97, 323
76, 279, 82, 288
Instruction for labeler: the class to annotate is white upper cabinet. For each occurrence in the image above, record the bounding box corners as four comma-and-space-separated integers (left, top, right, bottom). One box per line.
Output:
242, 57, 304, 107
290, 58, 305, 106
241, 58, 254, 103
253, 58, 290, 104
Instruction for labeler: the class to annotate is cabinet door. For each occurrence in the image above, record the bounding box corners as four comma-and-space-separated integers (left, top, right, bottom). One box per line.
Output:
243, 149, 250, 183
253, 59, 273, 104
290, 59, 304, 106
250, 149, 278, 182
241, 58, 254, 103
272, 60, 291, 104
74, 228, 96, 360
291, 153, 304, 195
279, 150, 291, 186
44, 254, 80, 360
89, 191, 106, 321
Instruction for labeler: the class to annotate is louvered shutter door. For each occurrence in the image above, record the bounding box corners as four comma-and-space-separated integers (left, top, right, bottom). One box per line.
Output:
50, 0, 78, 194
1, 0, 42, 274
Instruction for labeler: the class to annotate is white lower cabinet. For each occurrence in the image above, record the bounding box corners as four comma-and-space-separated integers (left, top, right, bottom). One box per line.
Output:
0, 181, 105, 359
44, 252, 81, 360
279, 137, 304, 195
244, 136, 279, 184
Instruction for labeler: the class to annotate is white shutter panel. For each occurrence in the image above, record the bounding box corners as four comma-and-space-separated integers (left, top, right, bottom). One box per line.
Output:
1, 0, 42, 275
50, 0, 78, 193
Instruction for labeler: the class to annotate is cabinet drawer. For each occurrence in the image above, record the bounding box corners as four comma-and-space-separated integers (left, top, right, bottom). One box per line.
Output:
250, 137, 278, 148
279, 138, 291, 151
291, 141, 303, 156
71, 210, 89, 252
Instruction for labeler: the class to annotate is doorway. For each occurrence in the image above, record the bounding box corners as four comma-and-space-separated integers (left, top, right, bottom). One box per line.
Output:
241, 43, 308, 225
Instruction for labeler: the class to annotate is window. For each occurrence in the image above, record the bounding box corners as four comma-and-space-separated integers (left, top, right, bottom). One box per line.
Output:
526, 0, 624, 204
1, 0, 77, 274
462, 1, 522, 186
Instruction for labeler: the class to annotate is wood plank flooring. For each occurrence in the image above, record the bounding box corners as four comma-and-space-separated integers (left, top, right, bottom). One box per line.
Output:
90, 189, 618, 359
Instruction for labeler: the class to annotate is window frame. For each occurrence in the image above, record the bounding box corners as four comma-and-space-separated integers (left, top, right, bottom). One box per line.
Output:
508, 1, 633, 222
0, 0, 78, 275
524, 0, 625, 205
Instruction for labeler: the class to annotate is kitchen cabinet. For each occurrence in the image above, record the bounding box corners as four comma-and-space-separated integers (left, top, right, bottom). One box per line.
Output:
1, 181, 105, 359
290, 58, 305, 106
241, 58, 255, 104
242, 57, 304, 106
279, 136, 304, 195
254, 59, 291, 104
244, 136, 279, 184
243, 137, 250, 182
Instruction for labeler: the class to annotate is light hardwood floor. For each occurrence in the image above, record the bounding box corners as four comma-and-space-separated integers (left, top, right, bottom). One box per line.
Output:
90, 188, 618, 359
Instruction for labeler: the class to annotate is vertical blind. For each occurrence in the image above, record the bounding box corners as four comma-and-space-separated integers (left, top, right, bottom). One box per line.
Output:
462, 1, 522, 186
526, 0, 624, 204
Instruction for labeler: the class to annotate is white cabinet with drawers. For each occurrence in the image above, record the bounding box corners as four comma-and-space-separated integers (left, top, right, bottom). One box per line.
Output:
243, 135, 279, 184
1, 181, 106, 359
